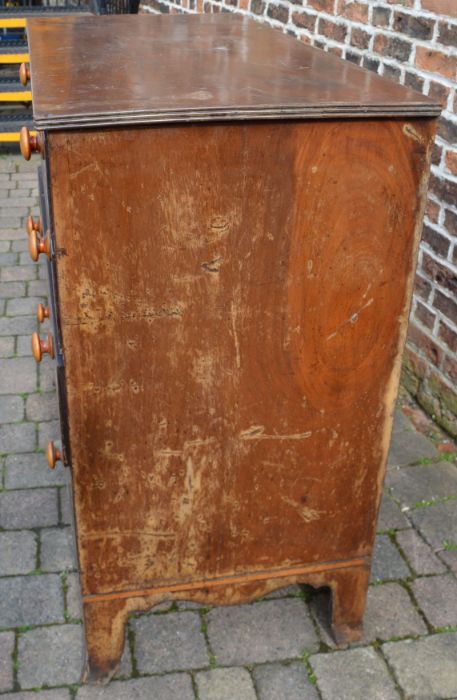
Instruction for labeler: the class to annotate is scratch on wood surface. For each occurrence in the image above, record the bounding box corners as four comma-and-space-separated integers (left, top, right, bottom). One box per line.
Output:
326, 298, 374, 341
281, 496, 323, 522
239, 425, 312, 441
403, 123, 424, 144
230, 301, 241, 369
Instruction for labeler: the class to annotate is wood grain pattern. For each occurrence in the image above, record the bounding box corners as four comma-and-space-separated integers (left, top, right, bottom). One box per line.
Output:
26, 15, 440, 130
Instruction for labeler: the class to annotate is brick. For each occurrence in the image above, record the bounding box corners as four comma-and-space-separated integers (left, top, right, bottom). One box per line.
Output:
0, 394, 24, 423
196, 668, 257, 700
40, 527, 76, 572
404, 70, 424, 92
6, 296, 45, 317
1, 266, 36, 282
0, 489, 58, 529
350, 27, 371, 50
0, 337, 14, 358
374, 34, 412, 61
18, 624, 83, 688
253, 661, 319, 700
393, 11, 434, 39
444, 208, 457, 237
386, 462, 457, 509
363, 56, 381, 73
307, 0, 333, 10
439, 321, 457, 352
421, 250, 457, 294
383, 63, 402, 82
416, 46, 457, 80
438, 116, 457, 145
292, 10, 316, 31
4, 452, 66, 488
410, 499, 457, 550
414, 299, 435, 329
0, 574, 64, 627
407, 321, 442, 368
76, 675, 195, 699
317, 18, 347, 42
0, 357, 37, 394
383, 633, 457, 698
397, 529, 447, 575
370, 535, 410, 581
0, 315, 36, 337
310, 647, 399, 700
133, 611, 208, 673
0, 632, 14, 692
267, 4, 289, 23
207, 599, 318, 665
425, 198, 440, 224
337, 0, 368, 21
376, 494, 410, 532
443, 353, 457, 385
431, 140, 443, 167
0, 422, 36, 454
0, 281, 26, 299
387, 427, 439, 467
429, 81, 450, 107
0, 530, 37, 575
346, 50, 361, 64
372, 6, 390, 27
434, 290, 457, 327
446, 150, 457, 175
438, 21, 457, 48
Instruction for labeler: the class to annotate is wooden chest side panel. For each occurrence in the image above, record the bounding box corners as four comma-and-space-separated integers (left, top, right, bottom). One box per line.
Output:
48, 119, 434, 596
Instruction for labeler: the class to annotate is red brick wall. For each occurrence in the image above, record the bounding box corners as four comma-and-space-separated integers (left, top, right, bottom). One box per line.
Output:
141, 0, 457, 436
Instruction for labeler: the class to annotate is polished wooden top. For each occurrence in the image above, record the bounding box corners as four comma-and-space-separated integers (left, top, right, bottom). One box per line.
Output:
27, 14, 439, 129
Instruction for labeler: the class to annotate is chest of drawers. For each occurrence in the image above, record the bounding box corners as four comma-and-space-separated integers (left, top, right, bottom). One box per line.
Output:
22, 14, 439, 684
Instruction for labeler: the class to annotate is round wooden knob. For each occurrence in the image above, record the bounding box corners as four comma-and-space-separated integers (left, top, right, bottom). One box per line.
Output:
26, 215, 42, 236
37, 303, 50, 324
29, 230, 51, 262
31, 331, 55, 363
19, 62, 30, 86
20, 127, 42, 161
47, 441, 62, 470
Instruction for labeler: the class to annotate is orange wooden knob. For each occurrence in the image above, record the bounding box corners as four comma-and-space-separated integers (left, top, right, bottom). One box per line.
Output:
31, 331, 55, 362
20, 127, 42, 161
47, 441, 62, 470
19, 62, 30, 86
26, 215, 42, 236
29, 230, 51, 262
37, 303, 50, 324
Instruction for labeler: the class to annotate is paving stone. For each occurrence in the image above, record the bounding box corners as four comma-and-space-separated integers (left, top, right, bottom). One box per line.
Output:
26, 392, 59, 421
0, 489, 58, 529
41, 527, 76, 572
410, 500, 457, 551
370, 535, 410, 581
6, 296, 45, 316
396, 529, 447, 575
133, 610, 208, 673
386, 462, 457, 509
18, 624, 83, 688
1, 266, 36, 283
0, 422, 36, 454
60, 485, 73, 525
0, 631, 14, 692
4, 452, 66, 488
76, 674, 195, 699
0, 358, 37, 394
0, 315, 36, 337
66, 572, 82, 620
253, 661, 319, 700
38, 420, 61, 449
388, 430, 438, 468
439, 549, 457, 574
310, 646, 399, 700
264, 584, 302, 599
196, 667, 257, 700
0, 281, 26, 299
392, 411, 413, 434
207, 599, 318, 666
412, 575, 457, 628
28, 280, 48, 297
0, 691, 71, 700
39, 360, 56, 391
384, 632, 457, 699
0, 337, 14, 357
376, 494, 410, 532
0, 241, 10, 252
16, 335, 33, 357
0, 253, 17, 266
0, 530, 37, 575
0, 230, 24, 242
0, 394, 24, 423
11, 239, 29, 252
0, 574, 64, 627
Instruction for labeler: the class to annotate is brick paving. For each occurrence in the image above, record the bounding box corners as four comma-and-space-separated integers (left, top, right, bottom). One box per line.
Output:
1, 152, 457, 699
